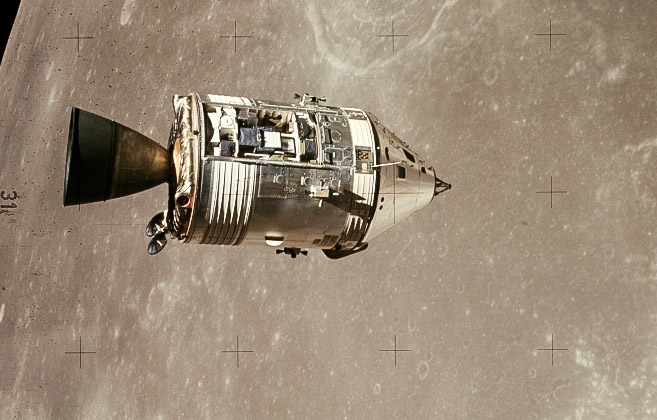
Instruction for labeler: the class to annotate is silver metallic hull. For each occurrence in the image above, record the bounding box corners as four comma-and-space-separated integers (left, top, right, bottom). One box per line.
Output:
168, 93, 449, 258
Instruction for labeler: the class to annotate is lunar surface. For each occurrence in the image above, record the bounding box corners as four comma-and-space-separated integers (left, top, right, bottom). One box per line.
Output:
1, 1, 656, 418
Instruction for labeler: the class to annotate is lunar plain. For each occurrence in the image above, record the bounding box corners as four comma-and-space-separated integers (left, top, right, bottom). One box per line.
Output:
1, 1, 657, 418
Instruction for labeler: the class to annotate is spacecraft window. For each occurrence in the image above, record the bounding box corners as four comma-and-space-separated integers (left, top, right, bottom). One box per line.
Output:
385, 147, 389, 161
397, 166, 406, 180
403, 149, 416, 163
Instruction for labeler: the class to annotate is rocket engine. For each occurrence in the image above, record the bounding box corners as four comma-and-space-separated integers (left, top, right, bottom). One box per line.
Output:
63, 93, 451, 259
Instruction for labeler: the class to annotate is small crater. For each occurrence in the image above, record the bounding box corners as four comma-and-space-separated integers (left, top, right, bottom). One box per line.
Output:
483, 65, 499, 86
408, 320, 417, 333
416, 360, 429, 381
437, 243, 449, 258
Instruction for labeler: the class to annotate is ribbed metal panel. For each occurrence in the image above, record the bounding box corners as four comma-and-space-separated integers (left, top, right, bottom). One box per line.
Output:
206, 94, 253, 106
344, 215, 364, 242
352, 172, 375, 206
337, 172, 375, 246
348, 118, 374, 148
197, 161, 257, 245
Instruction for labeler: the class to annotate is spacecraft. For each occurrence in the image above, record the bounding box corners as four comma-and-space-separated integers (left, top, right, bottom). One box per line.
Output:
63, 93, 451, 258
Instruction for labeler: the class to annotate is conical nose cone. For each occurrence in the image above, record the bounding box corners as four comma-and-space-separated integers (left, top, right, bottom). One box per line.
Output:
363, 114, 451, 242
63, 108, 170, 207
